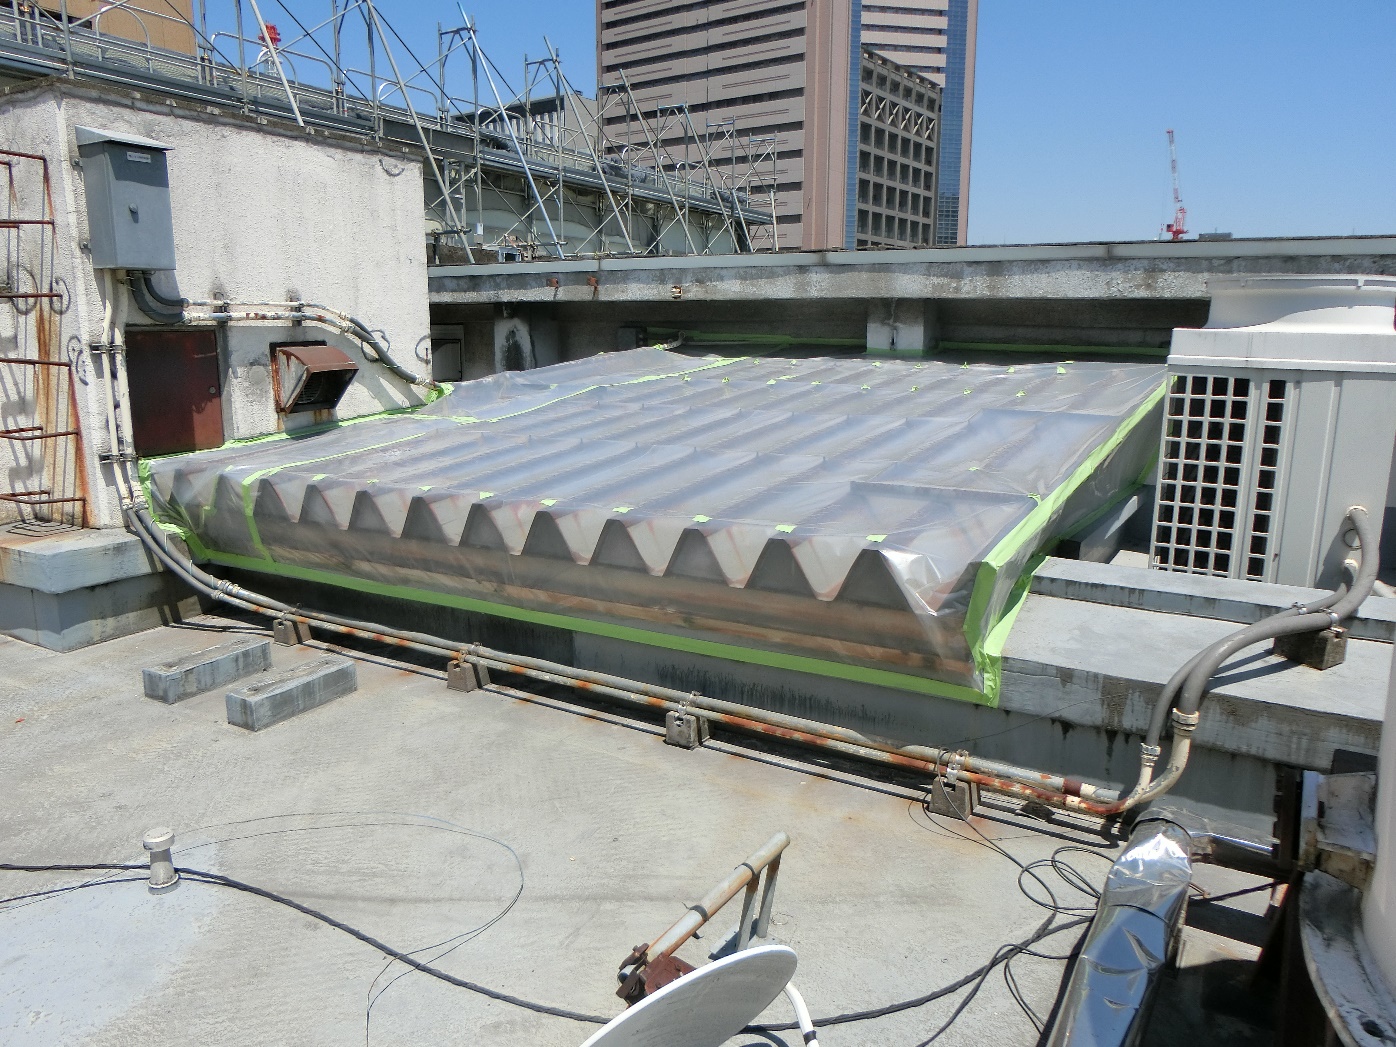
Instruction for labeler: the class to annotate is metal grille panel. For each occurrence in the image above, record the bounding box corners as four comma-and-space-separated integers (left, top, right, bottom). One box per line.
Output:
1152, 373, 1288, 581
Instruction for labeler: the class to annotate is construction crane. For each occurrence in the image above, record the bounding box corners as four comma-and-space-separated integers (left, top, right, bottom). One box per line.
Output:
1164, 128, 1188, 241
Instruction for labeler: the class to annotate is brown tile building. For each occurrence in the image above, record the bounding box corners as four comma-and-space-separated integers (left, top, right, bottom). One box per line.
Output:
596, 0, 973, 251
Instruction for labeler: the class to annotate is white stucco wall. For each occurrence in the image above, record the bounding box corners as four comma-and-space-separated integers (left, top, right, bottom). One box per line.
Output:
0, 79, 431, 528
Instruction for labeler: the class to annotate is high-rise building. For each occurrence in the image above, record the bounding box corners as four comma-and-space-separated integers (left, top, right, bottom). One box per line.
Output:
860, 1, 978, 245
596, 0, 974, 250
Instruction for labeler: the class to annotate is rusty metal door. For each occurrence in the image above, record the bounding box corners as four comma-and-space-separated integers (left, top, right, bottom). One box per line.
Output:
124, 329, 224, 456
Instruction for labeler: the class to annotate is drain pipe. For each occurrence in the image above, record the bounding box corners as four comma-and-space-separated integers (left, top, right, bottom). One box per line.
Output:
122, 504, 1376, 819
125, 507, 1119, 814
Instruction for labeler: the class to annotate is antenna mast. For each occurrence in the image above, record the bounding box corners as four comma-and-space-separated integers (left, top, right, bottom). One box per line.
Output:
1165, 128, 1187, 241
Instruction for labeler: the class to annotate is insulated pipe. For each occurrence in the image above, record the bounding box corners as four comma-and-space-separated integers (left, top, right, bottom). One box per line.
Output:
126, 271, 184, 324
178, 298, 434, 390
1115, 507, 1379, 815
1176, 507, 1378, 722
124, 508, 1123, 815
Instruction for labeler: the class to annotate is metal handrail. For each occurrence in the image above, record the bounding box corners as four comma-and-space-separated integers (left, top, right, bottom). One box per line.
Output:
650, 832, 789, 961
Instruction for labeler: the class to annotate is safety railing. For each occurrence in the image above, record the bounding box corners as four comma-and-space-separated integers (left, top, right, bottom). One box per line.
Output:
615, 832, 789, 1004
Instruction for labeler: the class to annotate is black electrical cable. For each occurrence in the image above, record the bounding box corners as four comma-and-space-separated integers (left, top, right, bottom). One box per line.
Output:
894, 780, 1113, 1042
0, 859, 609, 1024
1, 801, 1114, 1038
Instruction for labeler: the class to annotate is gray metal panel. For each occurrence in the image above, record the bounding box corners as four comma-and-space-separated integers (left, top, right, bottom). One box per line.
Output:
77, 128, 176, 271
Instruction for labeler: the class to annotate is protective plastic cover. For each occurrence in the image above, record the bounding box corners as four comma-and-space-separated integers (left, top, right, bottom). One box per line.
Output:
145, 349, 1165, 704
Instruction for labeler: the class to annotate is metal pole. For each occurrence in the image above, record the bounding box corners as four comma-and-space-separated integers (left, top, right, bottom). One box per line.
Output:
755, 856, 780, 938
246, 0, 303, 126
735, 875, 760, 951
646, 833, 790, 961
363, 0, 464, 237
548, 42, 634, 255
331, 0, 344, 115
615, 70, 698, 255
58, 0, 74, 79
470, 25, 564, 255
233, 0, 249, 112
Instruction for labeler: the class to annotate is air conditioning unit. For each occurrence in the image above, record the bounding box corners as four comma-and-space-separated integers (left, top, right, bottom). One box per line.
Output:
1151, 275, 1396, 588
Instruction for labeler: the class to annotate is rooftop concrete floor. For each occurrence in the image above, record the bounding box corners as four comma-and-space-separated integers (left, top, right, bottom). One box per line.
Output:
0, 614, 1274, 1047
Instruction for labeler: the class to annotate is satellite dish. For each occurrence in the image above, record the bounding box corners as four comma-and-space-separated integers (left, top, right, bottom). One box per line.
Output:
580, 944, 798, 1047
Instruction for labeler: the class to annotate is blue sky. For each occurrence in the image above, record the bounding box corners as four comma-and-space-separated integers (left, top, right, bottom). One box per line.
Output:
281, 2, 1395, 244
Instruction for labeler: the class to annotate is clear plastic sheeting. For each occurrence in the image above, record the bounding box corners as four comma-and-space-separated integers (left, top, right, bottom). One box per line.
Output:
145, 349, 1165, 704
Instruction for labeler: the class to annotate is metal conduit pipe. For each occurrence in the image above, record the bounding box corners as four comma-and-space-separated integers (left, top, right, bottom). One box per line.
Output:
124, 507, 1123, 815
144, 294, 433, 390
126, 271, 185, 324
184, 309, 432, 389
1105, 506, 1379, 817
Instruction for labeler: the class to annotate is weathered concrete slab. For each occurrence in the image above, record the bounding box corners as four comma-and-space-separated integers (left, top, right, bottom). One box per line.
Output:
225, 654, 357, 731
429, 236, 1396, 306
0, 526, 201, 651
0, 614, 1124, 1047
1032, 556, 1396, 642
142, 636, 272, 704
0, 574, 201, 652
1002, 595, 1387, 772
0, 527, 164, 594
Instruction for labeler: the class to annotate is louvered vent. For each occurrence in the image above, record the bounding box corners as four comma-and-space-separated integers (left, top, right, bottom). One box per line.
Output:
1152, 374, 1288, 581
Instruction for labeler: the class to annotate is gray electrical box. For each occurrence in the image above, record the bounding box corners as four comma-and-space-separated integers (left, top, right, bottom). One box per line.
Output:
76, 126, 176, 271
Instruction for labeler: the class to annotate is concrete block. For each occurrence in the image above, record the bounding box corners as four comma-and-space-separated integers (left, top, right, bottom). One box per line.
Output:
226, 655, 357, 731
664, 710, 709, 749
272, 617, 311, 646
925, 777, 977, 820
1030, 556, 1396, 642
1275, 628, 1349, 671
446, 659, 485, 691
143, 637, 272, 704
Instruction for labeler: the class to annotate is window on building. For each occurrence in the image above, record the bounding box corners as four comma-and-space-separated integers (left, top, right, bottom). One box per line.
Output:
859, 150, 870, 173
871, 183, 883, 206
900, 137, 911, 158
898, 217, 908, 240
857, 209, 869, 233
858, 179, 870, 203
900, 163, 910, 184
912, 169, 921, 188
899, 189, 909, 213
876, 73, 887, 89
872, 212, 883, 235
874, 128, 886, 150
862, 66, 874, 83
911, 192, 920, 212
912, 142, 922, 162
873, 155, 885, 177
922, 197, 933, 218
860, 122, 871, 145
915, 90, 926, 106
911, 221, 920, 242
886, 132, 897, 154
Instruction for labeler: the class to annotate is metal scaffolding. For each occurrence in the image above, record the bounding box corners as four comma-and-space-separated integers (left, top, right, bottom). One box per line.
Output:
0, 1, 778, 260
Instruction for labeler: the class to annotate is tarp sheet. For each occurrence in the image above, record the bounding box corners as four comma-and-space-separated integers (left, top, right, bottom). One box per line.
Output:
145, 349, 1166, 705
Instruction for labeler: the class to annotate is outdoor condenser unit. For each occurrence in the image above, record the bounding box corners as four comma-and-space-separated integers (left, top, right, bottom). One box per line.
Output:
1151, 275, 1396, 589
